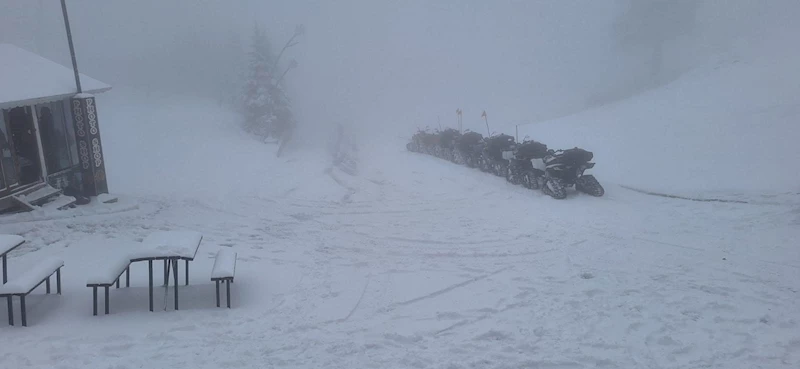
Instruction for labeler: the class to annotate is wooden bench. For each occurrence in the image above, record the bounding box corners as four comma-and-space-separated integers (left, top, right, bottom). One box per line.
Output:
0, 257, 63, 326
86, 256, 131, 315
0, 234, 25, 284
210, 249, 236, 308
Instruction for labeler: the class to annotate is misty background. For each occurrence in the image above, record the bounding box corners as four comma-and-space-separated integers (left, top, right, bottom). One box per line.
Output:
2, 0, 790, 141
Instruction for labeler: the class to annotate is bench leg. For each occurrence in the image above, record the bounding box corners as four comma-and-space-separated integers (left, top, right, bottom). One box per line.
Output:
148, 260, 154, 312
93, 287, 98, 316
20, 295, 26, 327
185, 259, 189, 286
172, 259, 179, 310
126, 266, 130, 287
163, 260, 169, 286
226, 280, 231, 308
2, 254, 6, 284
104, 286, 110, 314
215, 281, 220, 307
6, 296, 12, 325
46, 276, 51, 294
56, 269, 61, 295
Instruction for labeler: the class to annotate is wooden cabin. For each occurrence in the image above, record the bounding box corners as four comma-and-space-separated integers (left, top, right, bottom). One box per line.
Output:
0, 44, 112, 213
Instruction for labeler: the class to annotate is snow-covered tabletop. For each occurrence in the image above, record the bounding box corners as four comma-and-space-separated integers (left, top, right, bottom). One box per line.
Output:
0, 234, 25, 256
130, 231, 203, 261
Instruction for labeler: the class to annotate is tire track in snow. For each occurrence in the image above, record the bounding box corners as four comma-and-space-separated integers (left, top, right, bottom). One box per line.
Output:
325, 167, 357, 203
384, 267, 510, 311
620, 185, 751, 204
336, 277, 370, 323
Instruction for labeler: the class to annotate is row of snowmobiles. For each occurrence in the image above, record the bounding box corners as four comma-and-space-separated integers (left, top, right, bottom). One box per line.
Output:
406, 128, 604, 199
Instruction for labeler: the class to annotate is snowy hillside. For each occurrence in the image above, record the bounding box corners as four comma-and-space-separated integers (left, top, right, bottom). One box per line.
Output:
512, 30, 800, 196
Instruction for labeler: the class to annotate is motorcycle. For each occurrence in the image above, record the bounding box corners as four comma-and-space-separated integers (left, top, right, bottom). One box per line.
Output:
541, 147, 604, 199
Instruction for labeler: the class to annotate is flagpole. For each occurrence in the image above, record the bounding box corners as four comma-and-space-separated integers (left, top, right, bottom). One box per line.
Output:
60, 0, 82, 93
482, 111, 490, 136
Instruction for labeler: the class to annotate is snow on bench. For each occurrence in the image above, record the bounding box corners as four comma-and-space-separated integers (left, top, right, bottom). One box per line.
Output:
210, 249, 237, 308
86, 255, 132, 316
211, 249, 237, 280
0, 257, 63, 327
0, 234, 24, 256
0, 257, 63, 295
86, 256, 131, 287
0, 234, 25, 284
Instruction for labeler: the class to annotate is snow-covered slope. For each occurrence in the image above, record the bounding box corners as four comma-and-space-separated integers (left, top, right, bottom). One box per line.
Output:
513, 32, 800, 195
95, 88, 347, 203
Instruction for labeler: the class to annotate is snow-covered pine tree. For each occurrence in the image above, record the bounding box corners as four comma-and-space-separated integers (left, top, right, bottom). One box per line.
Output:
242, 25, 276, 140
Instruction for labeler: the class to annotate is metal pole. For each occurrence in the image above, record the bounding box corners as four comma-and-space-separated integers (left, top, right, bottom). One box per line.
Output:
148, 260, 153, 312
60, 0, 82, 93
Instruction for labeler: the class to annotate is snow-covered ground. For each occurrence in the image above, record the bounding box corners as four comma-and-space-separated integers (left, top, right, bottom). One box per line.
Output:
0, 104, 798, 368
2, 15, 800, 366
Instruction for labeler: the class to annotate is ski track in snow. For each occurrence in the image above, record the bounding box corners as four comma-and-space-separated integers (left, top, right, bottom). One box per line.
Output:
0, 147, 799, 369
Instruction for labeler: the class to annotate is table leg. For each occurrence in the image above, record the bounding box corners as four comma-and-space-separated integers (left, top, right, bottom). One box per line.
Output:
126, 266, 130, 287
92, 287, 98, 316
215, 280, 220, 307
104, 286, 110, 314
148, 260, 154, 312
56, 269, 61, 294
163, 260, 169, 286
6, 296, 13, 325
172, 259, 179, 310
226, 280, 231, 308
185, 259, 189, 286
2, 254, 6, 284
20, 295, 26, 327
46, 276, 51, 294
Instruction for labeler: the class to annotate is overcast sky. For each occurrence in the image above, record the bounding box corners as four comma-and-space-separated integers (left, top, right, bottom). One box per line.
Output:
0, 0, 783, 137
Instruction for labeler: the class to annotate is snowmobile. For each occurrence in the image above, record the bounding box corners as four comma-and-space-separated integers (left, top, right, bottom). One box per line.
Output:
481, 134, 516, 176
420, 131, 440, 156
455, 131, 484, 168
501, 139, 548, 188
436, 128, 461, 162
540, 147, 604, 199
407, 129, 430, 153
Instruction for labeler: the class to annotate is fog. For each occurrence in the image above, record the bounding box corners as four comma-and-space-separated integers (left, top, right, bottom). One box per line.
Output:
0, 0, 789, 139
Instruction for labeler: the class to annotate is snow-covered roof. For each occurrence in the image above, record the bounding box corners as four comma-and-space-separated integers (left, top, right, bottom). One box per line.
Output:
0, 43, 111, 110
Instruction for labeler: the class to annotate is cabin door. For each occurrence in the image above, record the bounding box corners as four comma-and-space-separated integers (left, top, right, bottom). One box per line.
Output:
0, 107, 42, 196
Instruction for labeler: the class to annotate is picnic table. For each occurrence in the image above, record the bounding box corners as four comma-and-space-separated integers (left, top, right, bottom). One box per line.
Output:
129, 231, 203, 311
0, 235, 25, 284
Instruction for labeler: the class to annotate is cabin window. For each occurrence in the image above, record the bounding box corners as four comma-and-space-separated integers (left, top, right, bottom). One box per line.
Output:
36, 100, 79, 174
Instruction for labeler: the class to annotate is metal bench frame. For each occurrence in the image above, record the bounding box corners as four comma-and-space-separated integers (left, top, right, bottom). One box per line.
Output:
1, 266, 62, 327
86, 264, 130, 316
1, 239, 25, 284
210, 252, 236, 308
